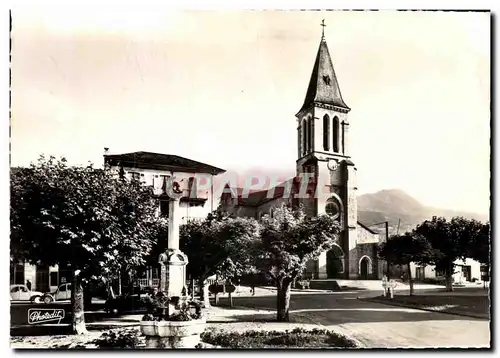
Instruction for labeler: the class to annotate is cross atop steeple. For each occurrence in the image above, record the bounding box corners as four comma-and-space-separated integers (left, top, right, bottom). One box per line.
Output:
321, 19, 326, 41
296, 22, 350, 114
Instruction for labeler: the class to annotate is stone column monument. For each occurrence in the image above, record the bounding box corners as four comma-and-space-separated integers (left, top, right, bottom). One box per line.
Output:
159, 197, 188, 297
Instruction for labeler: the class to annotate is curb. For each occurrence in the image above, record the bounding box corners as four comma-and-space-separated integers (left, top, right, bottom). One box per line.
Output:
260, 287, 352, 294
87, 322, 140, 329
358, 297, 490, 320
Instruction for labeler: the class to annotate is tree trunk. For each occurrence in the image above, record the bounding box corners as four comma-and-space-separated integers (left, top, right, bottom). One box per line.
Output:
71, 273, 87, 335
407, 263, 414, 296
214, 294, 219, 306
276, 277, 292, 322
191, 278, 195, 299
445, 262, 454, 292
198, 278, 210, 308
229, 291, 233, 307
118, 272, 122, 296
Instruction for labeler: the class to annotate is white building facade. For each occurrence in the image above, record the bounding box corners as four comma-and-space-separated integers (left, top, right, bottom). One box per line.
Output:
410, 258, 483, 284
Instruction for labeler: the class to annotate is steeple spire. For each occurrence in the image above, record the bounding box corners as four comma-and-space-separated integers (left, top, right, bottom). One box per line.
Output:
297, 27, 350, 114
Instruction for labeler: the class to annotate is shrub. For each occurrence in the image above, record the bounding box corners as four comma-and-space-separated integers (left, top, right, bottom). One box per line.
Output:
200, 328, 357, 348
421, 278, 446, 285
92, 329, 141, 349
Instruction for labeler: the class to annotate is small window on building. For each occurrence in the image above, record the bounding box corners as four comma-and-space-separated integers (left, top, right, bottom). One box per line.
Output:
188, 177, 198, 198
160, 175, 170, 193
130, 172, 141, 181
160, 201, 170, 218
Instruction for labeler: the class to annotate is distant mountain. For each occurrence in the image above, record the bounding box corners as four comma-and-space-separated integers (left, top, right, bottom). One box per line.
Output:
357, 189, 489, 235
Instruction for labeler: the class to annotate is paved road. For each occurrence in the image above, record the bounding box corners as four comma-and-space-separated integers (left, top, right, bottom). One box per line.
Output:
224, 292, 491, 348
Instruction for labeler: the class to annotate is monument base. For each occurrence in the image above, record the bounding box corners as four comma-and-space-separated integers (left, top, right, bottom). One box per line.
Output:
159, 249, 188, 297
141, 318, 206, 349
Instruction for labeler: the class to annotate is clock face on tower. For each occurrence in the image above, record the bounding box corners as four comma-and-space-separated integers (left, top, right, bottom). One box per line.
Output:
327, 159, 339, 171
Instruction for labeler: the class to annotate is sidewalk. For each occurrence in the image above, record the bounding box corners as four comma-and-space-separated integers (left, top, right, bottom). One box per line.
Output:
361, 290, 490, 320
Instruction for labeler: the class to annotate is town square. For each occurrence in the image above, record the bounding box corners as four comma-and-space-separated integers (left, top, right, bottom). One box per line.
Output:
8, 8, 490, 350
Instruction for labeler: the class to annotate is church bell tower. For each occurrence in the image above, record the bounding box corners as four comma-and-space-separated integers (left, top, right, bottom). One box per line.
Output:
295, 21, 358, 279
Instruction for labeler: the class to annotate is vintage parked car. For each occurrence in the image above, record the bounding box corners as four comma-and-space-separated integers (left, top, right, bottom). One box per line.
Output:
10, 284, 44, 303
41, 283, 72, 303
105, 288, 152, 315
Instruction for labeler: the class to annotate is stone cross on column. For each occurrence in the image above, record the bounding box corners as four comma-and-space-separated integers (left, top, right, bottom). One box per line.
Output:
159, 197, 188, 297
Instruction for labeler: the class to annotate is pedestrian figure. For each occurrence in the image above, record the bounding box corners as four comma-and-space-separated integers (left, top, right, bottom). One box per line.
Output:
250, 282, 255, 296
26, 280, 32, 291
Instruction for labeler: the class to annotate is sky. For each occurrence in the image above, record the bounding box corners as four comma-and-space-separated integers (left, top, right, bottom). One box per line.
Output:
10, 10, 490, 214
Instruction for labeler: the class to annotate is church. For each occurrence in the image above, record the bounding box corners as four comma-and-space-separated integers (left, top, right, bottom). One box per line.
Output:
220, 25, 385, 281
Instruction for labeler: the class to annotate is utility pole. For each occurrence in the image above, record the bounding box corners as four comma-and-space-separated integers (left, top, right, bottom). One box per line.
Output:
385, 221, 390, 280
396, 218, 401, 235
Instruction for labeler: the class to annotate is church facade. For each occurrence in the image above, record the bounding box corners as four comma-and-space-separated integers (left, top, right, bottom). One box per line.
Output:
220, 30, 385, 280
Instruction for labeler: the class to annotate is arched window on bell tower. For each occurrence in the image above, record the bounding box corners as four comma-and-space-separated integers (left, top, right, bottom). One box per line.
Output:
302, 118, 307, 156
323, 114, 330, 151
308, 117, 313, 152
300, 119, 307, 155
332, 116, 339, 153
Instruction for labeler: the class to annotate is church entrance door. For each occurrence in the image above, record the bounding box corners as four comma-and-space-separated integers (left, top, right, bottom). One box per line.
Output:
360, 257, 370, 280
326, 245, 344, 279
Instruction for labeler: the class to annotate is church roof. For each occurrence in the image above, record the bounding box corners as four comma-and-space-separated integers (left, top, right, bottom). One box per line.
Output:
104, 151, 225, 175
298, 38, 350, 114
222, 177, 316, 207
357, 221, 380, 235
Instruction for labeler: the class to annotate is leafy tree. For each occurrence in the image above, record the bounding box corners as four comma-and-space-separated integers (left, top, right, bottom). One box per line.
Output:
467, 222, 490, 265
378, 233, 438, 295
10, 156, 158, 334
414, 216, 484, 291
257, 204, 340, 322
180, 211, 260, 307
